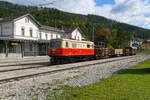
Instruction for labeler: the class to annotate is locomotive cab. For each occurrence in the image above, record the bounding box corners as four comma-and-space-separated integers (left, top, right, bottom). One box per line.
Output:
49, 40, 62, 56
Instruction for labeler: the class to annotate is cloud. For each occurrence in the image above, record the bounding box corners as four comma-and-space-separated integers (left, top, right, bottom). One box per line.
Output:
2, 0, 150, 29
53, 0, 96, 14
94, 0, 150, 29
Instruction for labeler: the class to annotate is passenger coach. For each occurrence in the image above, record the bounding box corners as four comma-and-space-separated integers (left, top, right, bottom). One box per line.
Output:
49, 39, 94, 64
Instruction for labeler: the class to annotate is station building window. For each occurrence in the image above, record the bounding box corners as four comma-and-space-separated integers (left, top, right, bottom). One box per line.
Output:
30, 28, 33, 37
45, 34, 48, 40
51, 34, 53, 39
0, 45, 4, 53
29, 44, 33, 51
39, 33, 42, 39
9, 46, 16, 53
21, 27, 25, 36
0, 41, 5, 53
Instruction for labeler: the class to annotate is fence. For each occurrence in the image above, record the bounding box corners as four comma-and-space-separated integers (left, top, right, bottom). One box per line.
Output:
23, 51, 48, 57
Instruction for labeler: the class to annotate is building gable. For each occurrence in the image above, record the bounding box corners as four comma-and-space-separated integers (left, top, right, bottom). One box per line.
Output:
71, 28, 82, 40
14, 15, 39, 40
63, 27, 84, 40
13, 14, 41, 27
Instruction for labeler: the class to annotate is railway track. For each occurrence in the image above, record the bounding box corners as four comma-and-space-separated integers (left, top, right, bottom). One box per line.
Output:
0, 61, 49, 68
0, 55, 139, 73
0, 55, 139, 84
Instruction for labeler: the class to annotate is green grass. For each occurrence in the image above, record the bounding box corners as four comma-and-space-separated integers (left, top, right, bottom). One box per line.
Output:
137, 50, 150, 55
48, 59, 150, 100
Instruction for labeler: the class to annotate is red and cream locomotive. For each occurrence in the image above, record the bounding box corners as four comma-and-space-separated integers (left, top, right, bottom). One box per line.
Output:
48, 39, 94, 64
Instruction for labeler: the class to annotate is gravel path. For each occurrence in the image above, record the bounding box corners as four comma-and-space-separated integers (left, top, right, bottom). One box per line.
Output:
0, 55, 149, 100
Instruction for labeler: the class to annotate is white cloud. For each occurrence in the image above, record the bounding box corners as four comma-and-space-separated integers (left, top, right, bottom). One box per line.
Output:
2, 0, 150, 29
53, 0, 96, 14
94, 0, 150, 29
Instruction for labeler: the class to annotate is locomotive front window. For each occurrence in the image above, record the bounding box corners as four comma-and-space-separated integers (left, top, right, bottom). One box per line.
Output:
50, 41, 61, 48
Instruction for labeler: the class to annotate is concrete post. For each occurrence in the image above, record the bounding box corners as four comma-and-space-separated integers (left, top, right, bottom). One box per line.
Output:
34, 43, 36, 56
21, 42, 24, 58
5, 40, 8, 57
46, 43, 48, 55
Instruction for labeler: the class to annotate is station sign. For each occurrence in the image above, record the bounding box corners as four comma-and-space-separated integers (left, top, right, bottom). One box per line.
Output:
11, 43, 18, 46
132, 43, 139, 47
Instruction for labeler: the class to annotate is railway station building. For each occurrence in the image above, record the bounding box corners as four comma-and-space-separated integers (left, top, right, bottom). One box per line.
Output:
0, 14, 84, 58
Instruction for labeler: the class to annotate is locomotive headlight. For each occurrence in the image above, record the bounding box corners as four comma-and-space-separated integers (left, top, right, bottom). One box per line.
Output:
52, 49, 56, 51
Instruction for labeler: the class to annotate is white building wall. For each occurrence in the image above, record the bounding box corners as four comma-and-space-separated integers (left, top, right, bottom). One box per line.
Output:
39, 30, 61, 40
53, 32, 61, 39
39, 31, 48, 40
47, 33, 51, 40
43, 32, 47, 40
1, 22, 13, 37
71, 29, 82, 41
53, 33, 56, 39
14, 16, 39, 40
57, 34, 61, 38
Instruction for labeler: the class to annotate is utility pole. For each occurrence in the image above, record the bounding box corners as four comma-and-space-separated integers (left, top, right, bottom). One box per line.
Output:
92, 27, 95, 42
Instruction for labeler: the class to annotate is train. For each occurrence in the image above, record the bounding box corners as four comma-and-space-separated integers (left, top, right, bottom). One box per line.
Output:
48, 39, 136, 64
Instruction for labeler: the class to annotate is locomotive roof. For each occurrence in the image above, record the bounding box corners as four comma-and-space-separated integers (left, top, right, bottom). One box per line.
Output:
51, 39, 93, 43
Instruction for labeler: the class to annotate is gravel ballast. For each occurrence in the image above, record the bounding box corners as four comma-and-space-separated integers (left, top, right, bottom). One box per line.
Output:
0, 55, 149, 100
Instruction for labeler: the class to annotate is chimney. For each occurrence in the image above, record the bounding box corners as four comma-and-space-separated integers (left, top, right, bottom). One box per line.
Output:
60, 25, 64, 30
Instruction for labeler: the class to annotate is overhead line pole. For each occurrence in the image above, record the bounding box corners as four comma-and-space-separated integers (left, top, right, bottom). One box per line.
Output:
92, 27, 95, 42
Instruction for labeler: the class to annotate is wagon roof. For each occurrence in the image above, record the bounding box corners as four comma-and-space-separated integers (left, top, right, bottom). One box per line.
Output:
51, 39, 93, 43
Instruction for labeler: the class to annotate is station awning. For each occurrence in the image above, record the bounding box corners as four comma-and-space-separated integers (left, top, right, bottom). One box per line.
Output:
0, 37, 50, 43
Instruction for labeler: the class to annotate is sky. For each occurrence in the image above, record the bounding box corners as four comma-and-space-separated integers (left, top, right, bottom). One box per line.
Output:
2, 0, 150, 29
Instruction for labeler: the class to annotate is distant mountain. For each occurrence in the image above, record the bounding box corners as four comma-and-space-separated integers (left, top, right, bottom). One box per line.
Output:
0, 1, 150, 47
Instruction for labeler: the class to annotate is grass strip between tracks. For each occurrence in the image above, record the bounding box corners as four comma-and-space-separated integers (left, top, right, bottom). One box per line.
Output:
48, 59, 150, 100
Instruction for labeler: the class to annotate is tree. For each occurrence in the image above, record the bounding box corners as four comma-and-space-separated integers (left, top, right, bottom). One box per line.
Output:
95, 27, 111, 47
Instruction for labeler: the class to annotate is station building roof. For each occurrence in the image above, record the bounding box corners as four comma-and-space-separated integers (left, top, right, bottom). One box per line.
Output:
0, 37, 50, 43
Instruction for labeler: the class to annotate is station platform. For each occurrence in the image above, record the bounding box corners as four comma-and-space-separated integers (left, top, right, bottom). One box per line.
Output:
0, 56, 49, 63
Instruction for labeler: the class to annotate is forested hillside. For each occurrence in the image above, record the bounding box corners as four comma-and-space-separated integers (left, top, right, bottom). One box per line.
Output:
0, 1, 150, 48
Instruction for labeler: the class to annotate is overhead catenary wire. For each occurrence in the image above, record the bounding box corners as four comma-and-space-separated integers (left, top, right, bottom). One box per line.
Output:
37, 0, 60, 7
22, 0, 59, 8
25, 0, 37, 6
